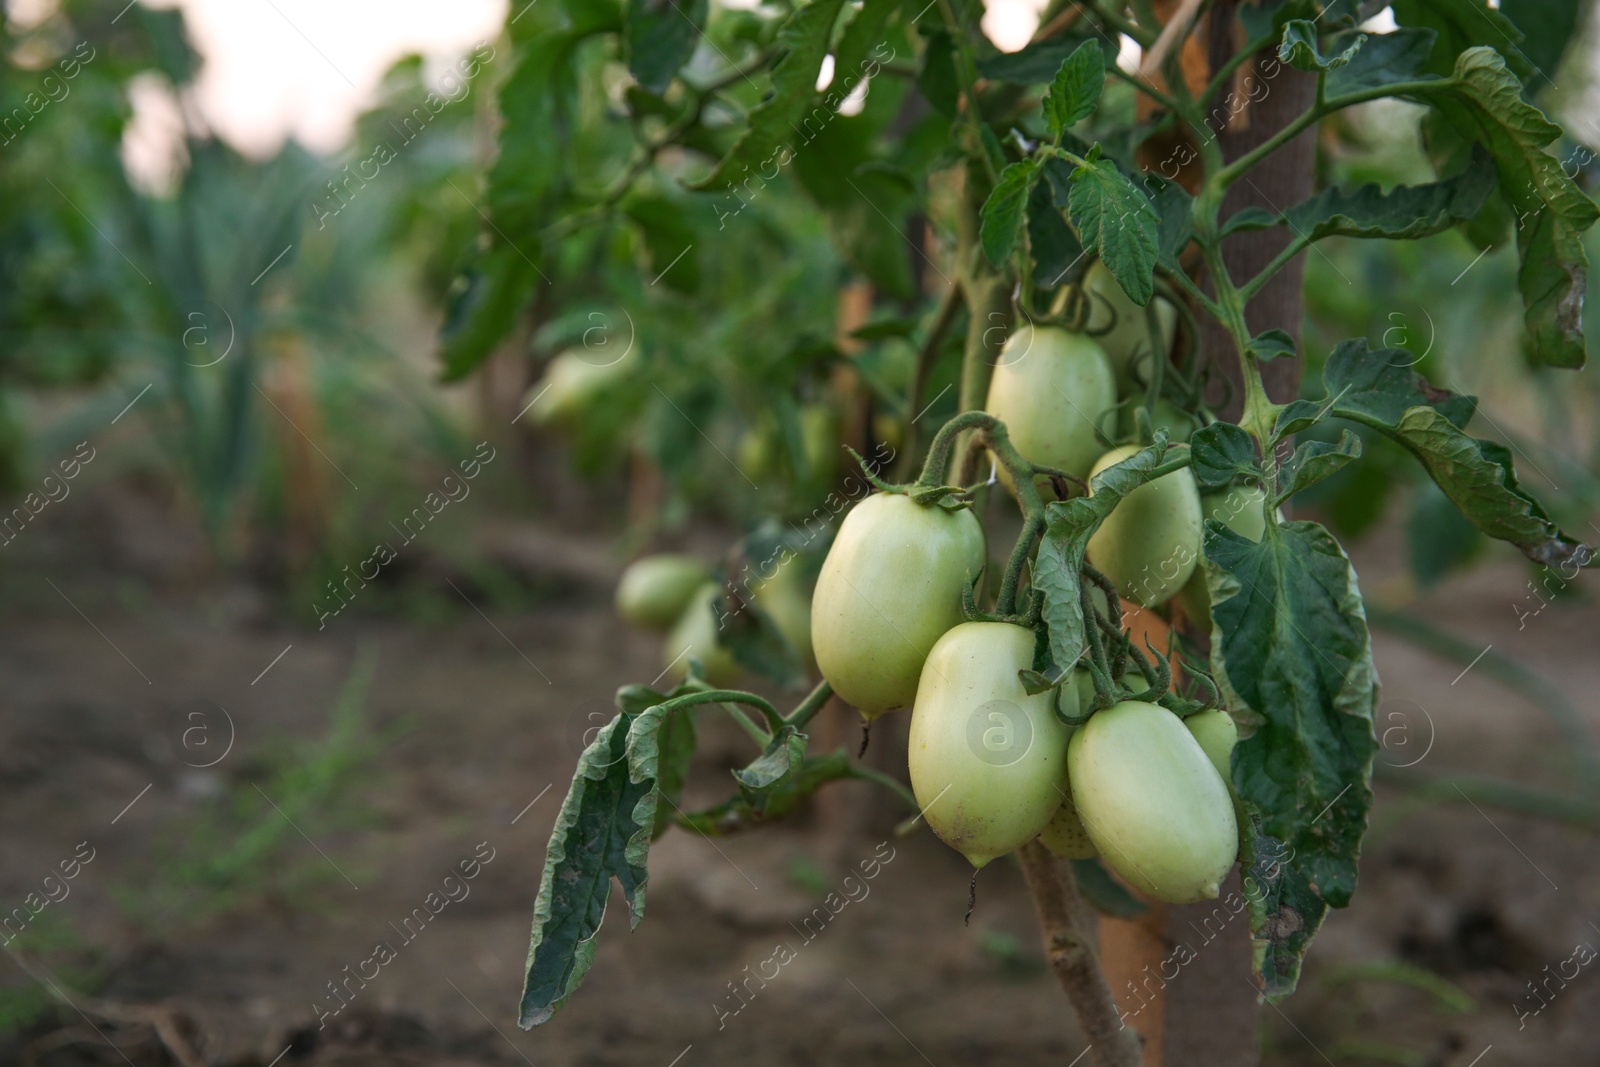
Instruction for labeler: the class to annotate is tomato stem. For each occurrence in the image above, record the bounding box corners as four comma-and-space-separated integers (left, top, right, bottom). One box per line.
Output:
915, 411, 1052, 618
781, 679, 834, 731
845, 764, 920, 812
665, 687, 786, 735
1016, 840, 1144, 1067
997, 512, 1045, 616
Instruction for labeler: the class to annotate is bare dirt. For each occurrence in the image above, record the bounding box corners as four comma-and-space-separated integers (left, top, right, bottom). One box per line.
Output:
2, 475, 1598, 1066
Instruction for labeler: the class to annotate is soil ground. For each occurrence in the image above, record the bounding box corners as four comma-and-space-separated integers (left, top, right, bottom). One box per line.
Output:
2, 475, 1598, 1066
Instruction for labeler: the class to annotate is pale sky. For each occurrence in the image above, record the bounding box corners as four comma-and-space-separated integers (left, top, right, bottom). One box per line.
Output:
137, 0, 510, 155
106, 0, 1052, 161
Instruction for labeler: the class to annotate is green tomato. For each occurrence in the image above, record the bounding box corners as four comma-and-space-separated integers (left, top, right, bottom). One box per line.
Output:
1183, 707, 1238, 784
1175, 483, 1274, 623
737, 405, 837, 485
798, 405, 839, 482
527, 350, 629, 427
1038, 789, 1097, 859
752, 558, 814, 669
662, 582, 739, 686
1068, 700, 1237, 903
616, 554, 708, 631
1084, 261, 1177, 391
811, 492, 986, 717
735, 423, 776, 481
1117, 398, 1196, 444
908, 622, 1071, 867
1086, 444, 1203, 607
984, 325, 1116, 479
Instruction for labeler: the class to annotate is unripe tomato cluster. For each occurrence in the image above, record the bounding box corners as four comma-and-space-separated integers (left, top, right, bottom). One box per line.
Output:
808, 274, 1262, 903
805, 479, 1242, 901
611, 271, 1269, 904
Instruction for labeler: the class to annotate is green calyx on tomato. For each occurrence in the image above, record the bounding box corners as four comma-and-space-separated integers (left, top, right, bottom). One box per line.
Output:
616, 554, 709, 631
909, 621, 1072, 868
1086, 444, 1203, 608
811, 491, 986, 717
662, 582, 740, 685
984, 324, 1116, 481
1068, 699, 1238, 903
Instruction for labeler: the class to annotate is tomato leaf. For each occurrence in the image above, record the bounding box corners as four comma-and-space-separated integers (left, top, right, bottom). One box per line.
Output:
1027, 170, 1088, 287
792, 115, 920, 299
1278, 20, 1365, 72
1499, 0, 1583, 81
1422, 109, 1517, 251
1324, 27, 1437, 97
1321, 337, 1476, 429
831, 0, 902, 87
443, 27, 591, 377
1321, 339, 1591, 569
1276, 431, 1363, 503
1419, 48, 1599, 367
1374, 407, 1590, 569
621, 194, 700, 294
440, 246, 544, 380
1206, 520, 1379, 1000
981, 159, 1039, 265
1239, 0, 1361, 42
1220, 206, 1279, 237
690, 0, 849, 191
1250, 328, 1297, 361
719, 600, 808, 690
1045, 40, 1105, 139
1035, 437, 1173, 674
1280, 146, 1497, 241
1017, 668, 1056, 696
733, 725, 808, 791
651, 703, 696, 837
1148, 176, 1194, 268
979, 34, 1114, 84
1273, 399, 1326, 440
1391, 0, 1536, 83
676, 749, 857, 834
624, 0, 708, 96
615, 684, 672, 713
1190, 423, 1259, 490
519, 711, 653, 1028
1067, 157, 1159, 306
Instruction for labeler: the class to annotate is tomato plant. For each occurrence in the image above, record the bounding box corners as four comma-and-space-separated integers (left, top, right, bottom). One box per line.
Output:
449, 1, 1598, 1063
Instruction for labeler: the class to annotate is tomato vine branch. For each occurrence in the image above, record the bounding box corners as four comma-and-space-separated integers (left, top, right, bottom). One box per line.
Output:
666, 687, 787, 734
782, 678, 835, 730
